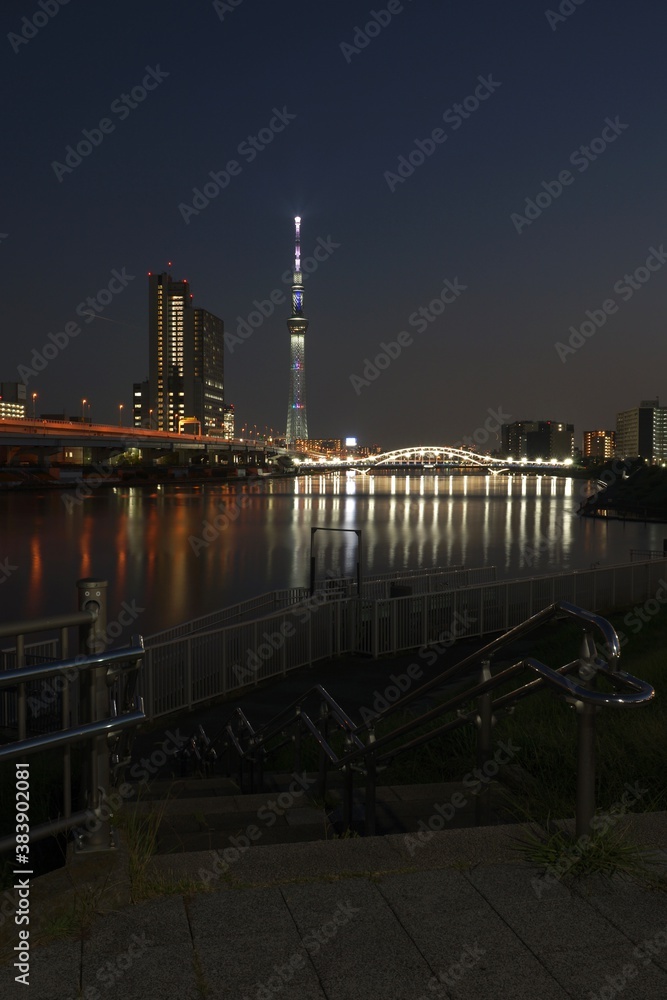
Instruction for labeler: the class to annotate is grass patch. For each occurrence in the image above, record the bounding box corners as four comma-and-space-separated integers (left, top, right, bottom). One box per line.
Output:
515, 823, 667, 887
113, 793, 168, 901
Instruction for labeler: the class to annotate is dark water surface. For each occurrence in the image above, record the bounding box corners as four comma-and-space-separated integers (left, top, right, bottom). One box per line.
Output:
1, 473, 663, 639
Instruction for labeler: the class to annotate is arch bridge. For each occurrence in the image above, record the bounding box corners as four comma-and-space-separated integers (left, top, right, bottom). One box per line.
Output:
360, 446, 509, 472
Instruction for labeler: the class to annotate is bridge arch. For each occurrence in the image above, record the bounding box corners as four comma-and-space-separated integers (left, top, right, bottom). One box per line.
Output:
364, 446, 507, 471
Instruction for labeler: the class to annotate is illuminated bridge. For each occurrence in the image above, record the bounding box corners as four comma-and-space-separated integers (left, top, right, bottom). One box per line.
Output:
302, 445, 574, 474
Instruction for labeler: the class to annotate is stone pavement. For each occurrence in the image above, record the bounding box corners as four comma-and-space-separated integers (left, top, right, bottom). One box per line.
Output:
3, 813, 667, 1000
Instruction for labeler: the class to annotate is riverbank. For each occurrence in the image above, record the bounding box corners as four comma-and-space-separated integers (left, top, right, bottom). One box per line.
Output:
580, 464, 667, 523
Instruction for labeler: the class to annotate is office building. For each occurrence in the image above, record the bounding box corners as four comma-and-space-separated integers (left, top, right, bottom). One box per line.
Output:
148, 272, 224, 433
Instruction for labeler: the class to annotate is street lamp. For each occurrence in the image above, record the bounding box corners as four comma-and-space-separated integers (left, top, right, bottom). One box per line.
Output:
31, 392, 37, 420
118, 403, 124, 426
149, 408, 153, 429
82, 398, 87, 421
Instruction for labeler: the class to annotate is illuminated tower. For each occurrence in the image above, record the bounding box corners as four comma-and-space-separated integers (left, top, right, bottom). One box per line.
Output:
285, 216, 308, 446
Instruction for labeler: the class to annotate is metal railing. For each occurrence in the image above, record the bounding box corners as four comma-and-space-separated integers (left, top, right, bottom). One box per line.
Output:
145, 588, 310, 643
222, 601, 655, 838
140, 558, 667, 721
0, 579, 146, 855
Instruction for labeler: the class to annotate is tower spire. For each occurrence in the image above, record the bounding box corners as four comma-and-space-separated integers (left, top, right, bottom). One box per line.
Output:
285, 215, 309, 447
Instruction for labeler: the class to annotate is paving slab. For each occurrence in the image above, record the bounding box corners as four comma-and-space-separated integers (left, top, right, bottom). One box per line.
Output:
466, 862, 628, 953
281, 877, 434, 1000
188, 888, 327, 1000
82, 896, 198, 1000
377, 870, 571, 1000
573, 876, 667, 973
14, 938, 81, 1000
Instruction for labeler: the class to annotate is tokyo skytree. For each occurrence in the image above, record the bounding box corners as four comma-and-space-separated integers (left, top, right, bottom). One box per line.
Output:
285, 216, 308, 446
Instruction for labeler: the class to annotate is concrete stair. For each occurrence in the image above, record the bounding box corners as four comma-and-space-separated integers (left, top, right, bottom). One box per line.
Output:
124, 769, 514, 854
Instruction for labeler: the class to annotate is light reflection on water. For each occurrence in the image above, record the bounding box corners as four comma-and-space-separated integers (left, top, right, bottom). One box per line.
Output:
0, 474, 664, 637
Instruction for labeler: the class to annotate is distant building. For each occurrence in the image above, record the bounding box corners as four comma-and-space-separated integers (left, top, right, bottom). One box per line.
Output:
133, 379, 151, 427
148, 272, 225, 434
0, 382, 26, 419
616, 399, 667, 462
583, 430, 615, 460
223, 404, 235, 440
502, 420, 574, 460
193, 308, 225, 433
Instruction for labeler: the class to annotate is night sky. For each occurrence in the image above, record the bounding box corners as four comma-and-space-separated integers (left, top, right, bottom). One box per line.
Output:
1, 0, 665, 449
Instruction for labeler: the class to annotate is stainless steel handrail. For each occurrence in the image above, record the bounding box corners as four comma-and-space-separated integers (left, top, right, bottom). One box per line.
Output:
222, 602, 655, 838
0, 642, 146, 854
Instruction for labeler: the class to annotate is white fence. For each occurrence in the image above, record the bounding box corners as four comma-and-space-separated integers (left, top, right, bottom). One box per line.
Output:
141, 559, 667, 721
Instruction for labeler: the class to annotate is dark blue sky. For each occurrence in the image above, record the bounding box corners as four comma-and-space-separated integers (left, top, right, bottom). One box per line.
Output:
1, 0, 664, 447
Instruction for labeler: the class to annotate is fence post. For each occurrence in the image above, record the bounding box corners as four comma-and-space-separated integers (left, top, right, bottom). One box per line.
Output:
365, 729, 377, 836
475, 659, 494, 826
76, 578, 112, 851
186, 637, 193, 710
575, 702, 596, 838
422, 594, 429, 647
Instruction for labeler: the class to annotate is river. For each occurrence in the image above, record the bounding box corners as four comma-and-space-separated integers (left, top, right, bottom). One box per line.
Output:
1, 473, 664, 640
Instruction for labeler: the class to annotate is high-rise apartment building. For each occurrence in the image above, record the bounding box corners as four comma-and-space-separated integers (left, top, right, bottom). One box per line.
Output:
583, 430, 615, 460
148, 272, 224, 433
616, 399, 667, 462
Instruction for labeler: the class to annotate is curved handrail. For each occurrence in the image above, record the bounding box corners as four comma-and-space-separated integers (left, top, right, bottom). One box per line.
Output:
220, 602, 654, 814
